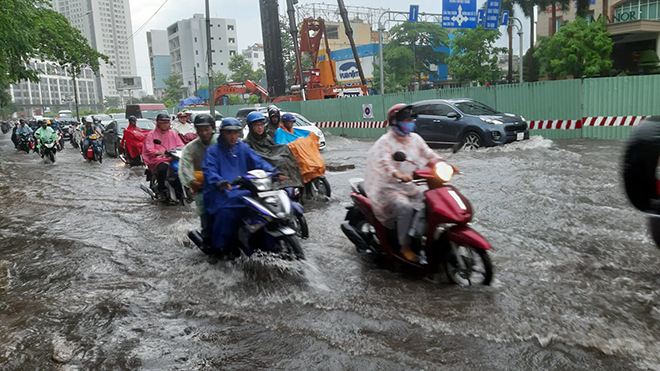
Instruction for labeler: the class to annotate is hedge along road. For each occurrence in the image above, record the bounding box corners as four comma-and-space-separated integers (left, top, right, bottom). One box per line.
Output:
0, 133, 658, 370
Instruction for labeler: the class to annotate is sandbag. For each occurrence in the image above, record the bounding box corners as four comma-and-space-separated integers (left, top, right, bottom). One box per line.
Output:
287, 132, 326, 183
622, 116, 660, 212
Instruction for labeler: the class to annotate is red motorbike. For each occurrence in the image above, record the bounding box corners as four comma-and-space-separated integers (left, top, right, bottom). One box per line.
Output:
341, 152, 493, 286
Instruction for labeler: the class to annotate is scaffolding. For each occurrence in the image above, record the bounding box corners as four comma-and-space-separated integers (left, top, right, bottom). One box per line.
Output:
295, 2, 389, 28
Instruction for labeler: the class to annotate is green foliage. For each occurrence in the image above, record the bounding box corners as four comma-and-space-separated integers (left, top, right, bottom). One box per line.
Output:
214, 71, 228, 86
446, 26, 506, 85
226, 94, 245, 105
0, 99, 18, 118
374, 22, 449, 93
228, 55, 264, 82
104, 108, 124, 114
248, 95, 261, 104
638, 50, 660, 74
163, 73, 184, 103
104, 96, 121, 109
523, 48, 540, 82
535, 18, 613, 78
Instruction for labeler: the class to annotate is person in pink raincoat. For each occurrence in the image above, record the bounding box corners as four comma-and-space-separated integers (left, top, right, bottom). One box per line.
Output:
143, 113, 185, 199
364, 104, 442, 262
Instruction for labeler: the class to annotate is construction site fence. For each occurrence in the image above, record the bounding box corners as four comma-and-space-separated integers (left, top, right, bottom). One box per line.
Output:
208, 75, 660, 140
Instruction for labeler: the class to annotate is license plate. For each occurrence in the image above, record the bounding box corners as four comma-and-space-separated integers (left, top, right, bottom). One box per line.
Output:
516, 132, 524, 141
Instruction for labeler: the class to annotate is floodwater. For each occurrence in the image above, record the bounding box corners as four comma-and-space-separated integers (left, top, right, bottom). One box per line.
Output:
0, 133, 658, 370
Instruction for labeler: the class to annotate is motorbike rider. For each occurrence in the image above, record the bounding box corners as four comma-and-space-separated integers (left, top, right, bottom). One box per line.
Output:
179, 114, 218, 246
266, 106, 281, 138
81, 117, 103, 156
143, 113, 185, 200
49, 120, 64, 150
14, 120, 32, 147
120, 115, 149, 166
202, 117, 278, 253
172, 110, 195, 136
364, 104, 442, 262
243, 111, 304, 190
11, 121, 20, 147
34, 120, 57, 153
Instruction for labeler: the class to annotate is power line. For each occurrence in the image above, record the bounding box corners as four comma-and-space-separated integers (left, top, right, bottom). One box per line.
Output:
119, 0, 169, 46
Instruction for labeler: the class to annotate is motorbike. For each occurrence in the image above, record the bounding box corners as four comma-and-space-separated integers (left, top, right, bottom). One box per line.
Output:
71, 128, 81, 149
305, 176, 331, 202
341, 151, 493, 286
39, 136, 58, 163
1, 122, 8, 134
17, 133, 35, 153
83, 134, 103, 163
188, 169, 306, 260
140, 139, 192, 205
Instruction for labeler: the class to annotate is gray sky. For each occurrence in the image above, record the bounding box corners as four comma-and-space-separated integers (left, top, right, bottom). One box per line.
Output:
129, 0, 532, 95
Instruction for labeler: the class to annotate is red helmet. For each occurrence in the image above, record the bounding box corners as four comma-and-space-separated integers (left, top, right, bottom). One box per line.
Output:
387, 103, 414, 126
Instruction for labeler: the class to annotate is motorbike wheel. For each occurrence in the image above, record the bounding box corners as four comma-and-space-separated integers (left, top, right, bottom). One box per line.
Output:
48, 151, 55, 163
623, 116, 660, 212
292, 214, 309, 239
444, 244, 493, 286
281, 235, 305, 260
310, 177, 331, 201
347, 209, 376, 252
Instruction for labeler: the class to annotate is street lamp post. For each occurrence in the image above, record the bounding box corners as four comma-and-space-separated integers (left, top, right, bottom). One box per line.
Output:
509, 17, 524, 84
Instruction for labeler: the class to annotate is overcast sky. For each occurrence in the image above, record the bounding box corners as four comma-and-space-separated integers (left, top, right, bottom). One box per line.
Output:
129, 0, 531, 95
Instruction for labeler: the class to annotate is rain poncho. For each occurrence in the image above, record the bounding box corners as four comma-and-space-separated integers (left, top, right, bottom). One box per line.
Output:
364, 129, 441, 227
274, 127, 326, 183
120, 125, 151, 159
202, 140, 275, 250
179, 134, 218, 215
34, 127, 57, 142
243, 128, 304, 189
142, 128, 184, 172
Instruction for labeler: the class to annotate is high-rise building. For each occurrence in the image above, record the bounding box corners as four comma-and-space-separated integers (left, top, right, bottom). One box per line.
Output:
166, 14, 238, 97
53, 0, 138, 103
10, 60, 100, 117
147, 30, 172, 100
242, 43, 265, 71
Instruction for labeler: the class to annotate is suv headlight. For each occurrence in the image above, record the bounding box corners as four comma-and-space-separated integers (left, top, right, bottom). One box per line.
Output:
483, 118, 503, 125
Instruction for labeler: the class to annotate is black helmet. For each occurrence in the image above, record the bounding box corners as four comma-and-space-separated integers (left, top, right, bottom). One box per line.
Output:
156, 113, 170, 121
268, 106, 280, 118
193, 113, 215, 127
128, 115, 137, 122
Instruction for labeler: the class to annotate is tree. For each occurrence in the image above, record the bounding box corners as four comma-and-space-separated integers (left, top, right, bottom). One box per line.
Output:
279, 17, 313, 89
446, 26, 506, 85
104, 96, 121, 109
228, 55, 264, 82
535, 18, 613, 78
163, 73, 184, 104
387, 22, 449, 86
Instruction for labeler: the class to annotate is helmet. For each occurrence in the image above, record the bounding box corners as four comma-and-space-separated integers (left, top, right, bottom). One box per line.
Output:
193, 113, 215, 127
219, 117, 242, 131
268, 106, 280, 118
181, 109, 193, 115
85, 116, 93, 123
177, 111, 186, 117
46, 120, 51, 125
128, 115, 137, 122
246, 111, 266, 124
156, 113, 170, 121
387, 103, 415, 125
281, 113, 296, 123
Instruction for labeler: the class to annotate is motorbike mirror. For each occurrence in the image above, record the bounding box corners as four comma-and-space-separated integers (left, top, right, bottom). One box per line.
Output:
153, 139, 162, 145
393, 152, 407, 162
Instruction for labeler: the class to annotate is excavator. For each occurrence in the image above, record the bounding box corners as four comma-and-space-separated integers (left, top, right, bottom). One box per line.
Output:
213, 16, 368, 106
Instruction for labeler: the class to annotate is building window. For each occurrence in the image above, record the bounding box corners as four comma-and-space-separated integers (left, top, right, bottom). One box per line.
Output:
253, 53, 258, 58
194, 37, 197, 42
230, 50, 236, 56
197, 63, 199, 67
228, 25, 234, 30
327, 25, 339, 39
229, 38, 235, 43
196, 50, 198, 55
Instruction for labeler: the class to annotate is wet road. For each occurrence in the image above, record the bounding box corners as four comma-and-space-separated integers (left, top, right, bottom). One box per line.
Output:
0, 133, 659, 370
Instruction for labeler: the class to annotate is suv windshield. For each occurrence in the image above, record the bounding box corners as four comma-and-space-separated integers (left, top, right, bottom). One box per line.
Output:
118, 120, 155, 132
142, 110, 169, 120
454, 101, 499, 115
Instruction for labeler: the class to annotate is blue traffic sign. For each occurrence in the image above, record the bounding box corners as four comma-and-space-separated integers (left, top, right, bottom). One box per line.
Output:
484, 0, 501, 29
500, 10, 509, 26
477, 9, 485, 25
442, 0, 478, 29
409, 5, 420, 22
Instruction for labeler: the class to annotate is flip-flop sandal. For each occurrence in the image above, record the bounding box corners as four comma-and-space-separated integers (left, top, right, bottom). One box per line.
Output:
401, 250, 419, 262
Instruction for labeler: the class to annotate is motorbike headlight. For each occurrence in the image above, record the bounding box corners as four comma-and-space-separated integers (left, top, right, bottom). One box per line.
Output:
435, 162, 454, 182
483, 118, 503, 125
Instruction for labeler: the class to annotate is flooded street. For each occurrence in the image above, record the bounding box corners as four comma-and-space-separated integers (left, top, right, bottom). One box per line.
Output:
1, 133, 659, 370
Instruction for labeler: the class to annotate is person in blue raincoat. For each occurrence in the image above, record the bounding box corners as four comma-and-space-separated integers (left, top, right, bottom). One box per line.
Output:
273, 113, 310, 145
202, 117, 276, 252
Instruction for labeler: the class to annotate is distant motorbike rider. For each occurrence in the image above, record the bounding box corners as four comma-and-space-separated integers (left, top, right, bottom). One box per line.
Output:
81, 118, 103, 155
179, 114, 218, 245
266, 106, 281, 138
202, 117, 277, 252
172, 109, 196, 144
14, 120, 31, 147
243, 111, 304, 190
365, 104, 442, 262
34, 120, 57, 152
143, 113, 184, 200
120, 115, 150, 166
49, 120, 64, 150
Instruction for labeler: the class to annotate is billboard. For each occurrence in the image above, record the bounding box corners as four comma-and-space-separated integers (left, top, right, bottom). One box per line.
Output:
115, 76, 143, 91
336, 58, 374, 85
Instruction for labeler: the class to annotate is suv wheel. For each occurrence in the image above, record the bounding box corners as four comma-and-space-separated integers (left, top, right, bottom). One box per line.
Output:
461, 132, 482, 150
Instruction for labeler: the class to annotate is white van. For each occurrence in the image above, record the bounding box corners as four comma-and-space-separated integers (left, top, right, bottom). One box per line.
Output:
58, 110, 73, 118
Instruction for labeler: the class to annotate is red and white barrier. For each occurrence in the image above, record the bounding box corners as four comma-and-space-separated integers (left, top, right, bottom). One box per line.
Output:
316, 121, 387, 129
581, 116, 647, 127
528, 120, 582, 130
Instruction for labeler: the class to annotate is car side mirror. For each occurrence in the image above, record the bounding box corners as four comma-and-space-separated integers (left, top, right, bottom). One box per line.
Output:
447, 112, 460, 119
153, 139, 162, 145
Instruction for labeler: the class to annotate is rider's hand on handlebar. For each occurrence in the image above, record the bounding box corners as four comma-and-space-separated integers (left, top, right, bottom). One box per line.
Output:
393, 171, 413, 183
217, 180, 231, 191
277, 174, 286, 181
155, 151, 164, 156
